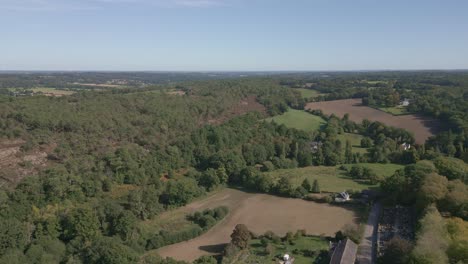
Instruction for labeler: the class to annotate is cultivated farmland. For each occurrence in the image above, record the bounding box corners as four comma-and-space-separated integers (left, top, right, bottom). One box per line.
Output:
305, 99, 442, 144
153, 188, 357, 261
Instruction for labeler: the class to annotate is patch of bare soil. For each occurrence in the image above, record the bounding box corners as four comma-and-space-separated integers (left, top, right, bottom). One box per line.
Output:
207, 95, 267, 125
0, 139, 53, 189
305, 99, 442, 144
155, 188, 357, 262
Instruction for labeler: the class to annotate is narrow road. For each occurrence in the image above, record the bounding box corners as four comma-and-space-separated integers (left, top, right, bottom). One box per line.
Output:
356, 202, 381, 264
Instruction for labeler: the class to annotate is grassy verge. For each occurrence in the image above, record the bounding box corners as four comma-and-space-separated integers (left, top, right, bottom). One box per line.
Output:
378, 106, 412, 115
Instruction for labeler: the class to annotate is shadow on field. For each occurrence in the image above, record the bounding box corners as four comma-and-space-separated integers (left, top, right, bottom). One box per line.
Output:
199, 243, 228, 254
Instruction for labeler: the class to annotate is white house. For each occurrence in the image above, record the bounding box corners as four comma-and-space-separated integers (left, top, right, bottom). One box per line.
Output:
279, 253, 295, 264
400, 99, 410, 107
335, 192, 350, 202
401, 143, 411, 151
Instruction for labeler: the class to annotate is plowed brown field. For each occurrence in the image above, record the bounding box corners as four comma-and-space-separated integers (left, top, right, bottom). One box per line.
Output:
153, 188, 357, 261
305, 99, 442, 144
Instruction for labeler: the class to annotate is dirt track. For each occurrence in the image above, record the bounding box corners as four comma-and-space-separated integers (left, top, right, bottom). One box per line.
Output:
155, 188, 357, 261
305, 99, 441, 144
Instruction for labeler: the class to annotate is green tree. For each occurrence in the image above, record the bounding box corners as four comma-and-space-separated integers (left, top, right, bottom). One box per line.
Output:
349, 165, 363, 179
360, 137, 372, 148
276, 176, 293, 196
345, 140, 353, 164
62, 207, 100, 241
216, 166, 229, 184
0, 249, 28, 264
0, 219, 28, 255
85, 236, 138, 264
312, 179, 321, 193
417, 173, 448, 209
412, 206, 449, 264
199, 168, 220, 191
378, 237, 413, 264
112, 211, 136, 241
193, 256, 217, 264
230, 224, 251, 249
301, 178, 312, 192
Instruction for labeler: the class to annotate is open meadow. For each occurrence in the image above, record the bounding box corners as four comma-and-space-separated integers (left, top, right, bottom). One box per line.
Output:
305, 99, 442, 144
263, 164, 403, 193
294, 88, 322, 99
265, 108, 326, 132
152, 188, 357, 261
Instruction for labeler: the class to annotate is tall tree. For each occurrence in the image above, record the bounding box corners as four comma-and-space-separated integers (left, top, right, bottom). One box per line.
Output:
230, 224, 251, 249
312, 179, 321, 193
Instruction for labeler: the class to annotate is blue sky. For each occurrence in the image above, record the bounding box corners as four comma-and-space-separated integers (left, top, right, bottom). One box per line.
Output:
1, 0, 467, 71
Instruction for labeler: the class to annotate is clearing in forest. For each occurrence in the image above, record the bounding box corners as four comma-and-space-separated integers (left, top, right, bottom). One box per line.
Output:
305, 99, 442, 144
266, 108, 326, 132
337, 133, 369, 154
151, 188, 357, 262
294, 88, 322, 99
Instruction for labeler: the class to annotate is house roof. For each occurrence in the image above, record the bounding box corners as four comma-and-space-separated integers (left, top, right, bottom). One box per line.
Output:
330, 238, 358, 264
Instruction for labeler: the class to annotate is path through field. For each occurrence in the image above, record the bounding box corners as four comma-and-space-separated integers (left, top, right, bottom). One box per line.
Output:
305, 99, 442, 144
154, 188, 357, 261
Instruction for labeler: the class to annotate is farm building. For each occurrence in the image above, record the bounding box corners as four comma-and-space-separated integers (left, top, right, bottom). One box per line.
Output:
279, 253, 294, 264
400, 142, 411, 150
335, 192, 350, 202
400, 99, 410, 106
329, 238, 358, 264
310, 141, 323, 153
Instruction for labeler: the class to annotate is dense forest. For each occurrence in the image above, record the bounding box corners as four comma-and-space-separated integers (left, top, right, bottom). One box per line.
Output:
0, 71, 467, 264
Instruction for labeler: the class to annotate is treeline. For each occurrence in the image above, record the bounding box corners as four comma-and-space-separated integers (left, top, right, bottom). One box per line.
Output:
362, 88, 403, 107
379, 159, 468, 264
308, 109, 417, 164
0, 72, 265, 90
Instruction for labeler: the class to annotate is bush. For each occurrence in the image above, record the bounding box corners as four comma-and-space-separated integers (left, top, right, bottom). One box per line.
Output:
188, 206, 229, 230
293, 186, 308, 198
341, 224, 362, 243
193, 255, 217, 264
305, 194, 332, 203
223, 243, 239, 258
146, 226, 203, 250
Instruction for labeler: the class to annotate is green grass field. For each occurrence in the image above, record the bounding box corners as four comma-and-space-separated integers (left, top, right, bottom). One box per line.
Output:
246, 236, 328, 264
337, 133, 368, 154
263, 164, 403, 193
342, 163, 403, 177
294, 88, 322, 99
266, 109, 326, 132
378, 106, 411, 115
